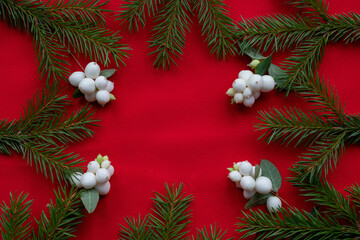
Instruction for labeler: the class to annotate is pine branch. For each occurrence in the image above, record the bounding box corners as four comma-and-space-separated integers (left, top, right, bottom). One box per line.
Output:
117, 0, 160, 32
238, 14, 318, 53
256, 107, 342, 147
290, 134, 346, 183
34, 186, 84, 239
149, 0, 192, 70
327, 12, 360, 43
279, 34, 328, 92
0, 192, 32, 240
192, 224, 230, 240
46, 0, 109, 27
290, 176, 360, 227
236, 208, 360, 240
194, 0, 238, 60
296, 75, 346, 121
287, 0, 328, 21
148, 183, 193, 240
119, 215, 152, 240
346, 183, 360, 209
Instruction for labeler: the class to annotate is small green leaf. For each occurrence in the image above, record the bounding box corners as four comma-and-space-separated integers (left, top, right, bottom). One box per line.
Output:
231, 98, 235, 104
245, 192, 272, 209
268, 64, 288, 85
254, 164, 261, 179
260, 159, 282, 192
238, 41, 266, 60
227, 168, 234, 172
100, 69, 116, 78
80, 189, 99, 213
255, 56, 272, 75
72, 88, 83, 99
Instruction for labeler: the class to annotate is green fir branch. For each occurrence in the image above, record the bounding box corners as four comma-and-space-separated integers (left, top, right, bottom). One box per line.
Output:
236, 208, 360, 240
346, 183, 360, 209
148, 183, 193, 240
287, 0, 329, 21
194, 0, 238, 59
0, 192, 32, 240
192, 224, 231, 240
33, 187, 84, 239
117, 0, 160, 32
149, 0, 192, 70
279, 34, 328, 92
119, 215, 152, 240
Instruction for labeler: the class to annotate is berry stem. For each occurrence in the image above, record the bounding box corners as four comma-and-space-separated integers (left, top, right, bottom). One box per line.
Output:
63, 45, 85, 71
271, 190, 292, 209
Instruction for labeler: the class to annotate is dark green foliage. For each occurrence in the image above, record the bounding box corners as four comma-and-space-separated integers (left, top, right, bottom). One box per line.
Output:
0, 0, 130, 83
117, 0, 238, 69
0, 84, 98, 182
0, 187, 84, 240
119, 183, 231, 240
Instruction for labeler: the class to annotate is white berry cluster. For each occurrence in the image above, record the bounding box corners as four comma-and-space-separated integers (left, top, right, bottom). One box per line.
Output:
228, 160, 282, 212
226, 70, 275, 107
70, 154, 115, 195
69, 62, 115, 106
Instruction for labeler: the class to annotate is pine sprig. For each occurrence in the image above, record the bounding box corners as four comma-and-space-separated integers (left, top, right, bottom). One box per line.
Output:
192, 224, 230, 240
195, 0, 238, 59
236, 208, 360, 240
0, 84, 98, 182
34, 187, 84, 239
0, 192, 32, 240
149, 0, 192, 70
119, 183, 229, 240
117, 0, 237, 69
117, 0, 159, 32
148, 183, 193, 240
287, 0, 329, 21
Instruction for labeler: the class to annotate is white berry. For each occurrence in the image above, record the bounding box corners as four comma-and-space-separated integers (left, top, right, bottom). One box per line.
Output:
234, 93, 244, 104
261, 75, 276, 92
69, 71, 85, 87
239, 161, 252, 176
85, 62, 101, 79
96, 90, 111, 106
70, 172, 83, 188
228, 171, 242, 182
242, 87, 253, 98
101, 160, 111, 169
80, 172, 97, 189
251, 166, 262, 178
95, 181, 111, 195
238, 70, 253, 82
105, 81, 114, 92
79, 78, 96, 95
95, 76, 108, 90
253, 91, 261, 99
240, 176, 256, 191
85, 92, 97, 102
232, 78, 247, 92
226, 88, 235, 97
95, 168, 110, 183
248, 74, 263, 91
267, 196, 282, 212
243, 190, 256, 200
255, 176, 273, 194
108, 165, 114, 176
87, 160, 100, 173
243, 96, 255, 107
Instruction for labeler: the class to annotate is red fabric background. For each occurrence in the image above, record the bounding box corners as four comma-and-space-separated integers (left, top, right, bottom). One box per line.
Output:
1, 0, 360, 239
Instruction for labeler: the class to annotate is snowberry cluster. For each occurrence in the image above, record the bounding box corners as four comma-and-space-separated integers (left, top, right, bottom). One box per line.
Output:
69, 62, 115, 106
71, 154, 114, 195
226, 70, 275, 107
228, 160, 282, 212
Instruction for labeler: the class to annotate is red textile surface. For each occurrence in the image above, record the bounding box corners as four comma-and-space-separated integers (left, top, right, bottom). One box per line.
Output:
1, 0, 360, 239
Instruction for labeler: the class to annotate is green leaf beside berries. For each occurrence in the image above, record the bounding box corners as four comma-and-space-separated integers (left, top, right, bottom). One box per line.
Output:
245, 192, 272, 209
238, 41, 266, 60
255, 56, 272, 75
100, 69, 116, 78
80, 189, 99, 213
260, 159, 282, 192
73, 88, 83, 99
